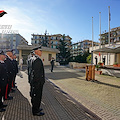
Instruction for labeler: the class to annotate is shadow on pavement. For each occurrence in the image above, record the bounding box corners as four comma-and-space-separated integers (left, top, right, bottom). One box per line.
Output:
46, 72, 84, 80
92, 80, 120, 89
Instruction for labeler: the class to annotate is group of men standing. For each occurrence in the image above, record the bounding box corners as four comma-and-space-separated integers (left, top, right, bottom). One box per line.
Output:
0, 49, 18, 112
0, 46, 48, 116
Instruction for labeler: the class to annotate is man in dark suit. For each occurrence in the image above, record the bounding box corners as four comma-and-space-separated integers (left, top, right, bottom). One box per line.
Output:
103, 56, 106, 65
50, 57, 55, 72
28, 46, 45, 116
12, 54, 18, 88
4, 49, 15, 100
0, 50, 8, 112
95, 56, 98, 65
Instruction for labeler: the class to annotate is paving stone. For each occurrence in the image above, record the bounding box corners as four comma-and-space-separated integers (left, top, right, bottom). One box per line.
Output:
0, 75, 97, 120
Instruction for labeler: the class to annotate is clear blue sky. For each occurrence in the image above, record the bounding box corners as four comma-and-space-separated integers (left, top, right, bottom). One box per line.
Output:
0, 0, 120, 44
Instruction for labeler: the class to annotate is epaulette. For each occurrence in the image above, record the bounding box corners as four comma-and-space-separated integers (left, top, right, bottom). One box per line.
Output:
0, 60, 4, 63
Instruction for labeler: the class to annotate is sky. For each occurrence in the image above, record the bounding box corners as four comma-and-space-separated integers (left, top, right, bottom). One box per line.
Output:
0, 0, 120, 45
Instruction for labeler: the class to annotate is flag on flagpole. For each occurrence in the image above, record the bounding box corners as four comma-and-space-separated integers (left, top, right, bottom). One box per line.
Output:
99, 52, 100, 56
0, 10, 7, 17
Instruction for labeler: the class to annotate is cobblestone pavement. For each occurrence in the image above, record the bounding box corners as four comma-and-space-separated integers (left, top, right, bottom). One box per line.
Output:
0, 70, 99, 120
45, 66, 120, 120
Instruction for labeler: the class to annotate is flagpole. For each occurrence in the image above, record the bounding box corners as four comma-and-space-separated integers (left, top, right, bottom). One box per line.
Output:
91, 17, 93, 65
99, 12, 101, 61
99, 12, 101, 48
108, 6, 110, 65
108, 6, 110, 45
92, 17, 93, 51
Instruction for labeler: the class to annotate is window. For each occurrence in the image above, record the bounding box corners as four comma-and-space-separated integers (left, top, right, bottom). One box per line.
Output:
48, 54, 52, 61
35, 36, 37, 39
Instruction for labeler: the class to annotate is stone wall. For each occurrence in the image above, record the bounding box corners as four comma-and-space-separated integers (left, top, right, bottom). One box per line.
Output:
69, 62, 87, 69
99, 68, 120, 78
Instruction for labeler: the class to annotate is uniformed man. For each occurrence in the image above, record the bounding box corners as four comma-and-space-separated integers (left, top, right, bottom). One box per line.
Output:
50, 57, 55, 72
27, 51, 36, 84
4, 49, 15, 100
28, 46, 45, 116
12, 54, 18, 88
0, 50, 8, 112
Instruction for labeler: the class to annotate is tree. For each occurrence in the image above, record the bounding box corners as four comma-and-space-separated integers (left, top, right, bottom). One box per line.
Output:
43, 30, 48, 47
74, 50, 90, 63
87, 54, 91, 63
58, 34, 71, 65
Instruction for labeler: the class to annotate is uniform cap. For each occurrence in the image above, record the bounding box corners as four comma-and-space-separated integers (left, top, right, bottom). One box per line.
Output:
6, 49, 13, 53
0, 50, 5, 55
32, 46, 42, 51
30, 50, 34, 53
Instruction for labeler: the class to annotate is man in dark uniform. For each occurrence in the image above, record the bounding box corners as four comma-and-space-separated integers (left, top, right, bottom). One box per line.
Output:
0, 50, 8, 112
103, 56, 106, 65
50, 57, 55, 72
27, 51, 36, 84
12, 54, 18, 88
28, 46, 45, 116
95, 56, 98, 65
4, 49, 15, 100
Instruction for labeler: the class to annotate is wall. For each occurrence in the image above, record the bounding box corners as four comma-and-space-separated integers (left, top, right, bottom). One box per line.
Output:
93, 53, 115, 65
117, 54, 120, 64
41, 51, 56, 65
18, 49, 57, 66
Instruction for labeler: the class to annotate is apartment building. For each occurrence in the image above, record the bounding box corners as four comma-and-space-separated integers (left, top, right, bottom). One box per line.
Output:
71, 40, 99, 57
89, 27, 120, 65
31, 33, 72, 49
0, 33, 28, 54
100, 27, 120, 45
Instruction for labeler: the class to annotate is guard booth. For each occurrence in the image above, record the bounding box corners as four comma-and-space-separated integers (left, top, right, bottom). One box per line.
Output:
86, 64, 95, 81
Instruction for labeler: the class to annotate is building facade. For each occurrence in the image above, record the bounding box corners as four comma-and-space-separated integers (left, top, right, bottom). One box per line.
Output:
71, 40, 99, 57
17, 45, 59, 65
100, 27, 120, 45
31, 33, 72, 49
89, 27, 120, 65
0, 33, 28, 54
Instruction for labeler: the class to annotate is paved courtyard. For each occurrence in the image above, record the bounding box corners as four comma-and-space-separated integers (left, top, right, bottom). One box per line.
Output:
45, 66, 120, 120
0, 68, 99, 120
0, 65, 120, 120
